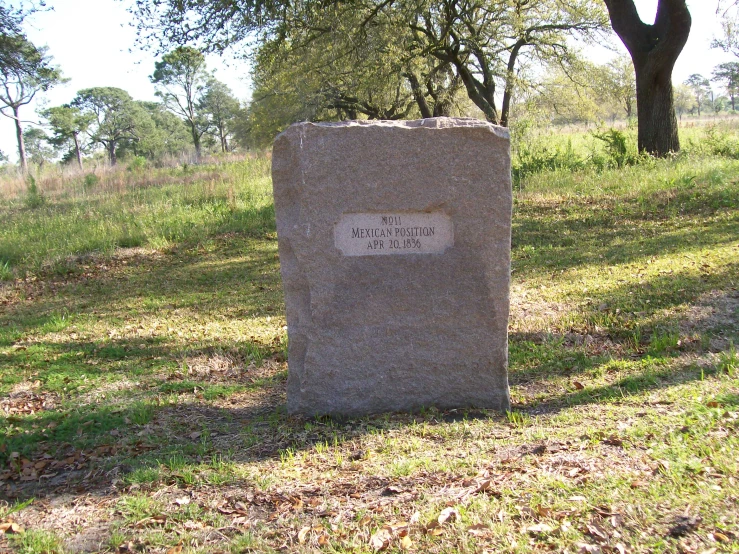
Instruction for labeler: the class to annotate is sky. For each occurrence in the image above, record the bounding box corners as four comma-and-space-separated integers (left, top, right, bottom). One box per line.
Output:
0, 0, 733, 161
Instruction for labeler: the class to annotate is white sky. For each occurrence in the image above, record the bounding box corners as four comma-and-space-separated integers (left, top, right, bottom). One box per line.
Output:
0, 0, 733, 161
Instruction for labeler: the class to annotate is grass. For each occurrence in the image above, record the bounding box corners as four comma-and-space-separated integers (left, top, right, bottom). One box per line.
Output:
0, 125, 738, 553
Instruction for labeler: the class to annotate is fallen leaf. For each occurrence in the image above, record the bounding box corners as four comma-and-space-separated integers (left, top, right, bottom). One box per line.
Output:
467, 523, 489, 536
586, 522, 610, 542
298, 526, 311, 544
382, 486, 403, 496
630, 480, 648, 489
573, 381, 585, 390
400, 535, 413, 550
174, 496, 190, 506
713, 531, 730, 543
568, 495, 588, 502
577, 543, 602, 554
526, 523, 554, 534
370, 528, 392, 551
386, 521, 409, 532
317, 533, 329, 546
437, 507, 459, 525
0, 522, 23, 534
165, 545, 182, 554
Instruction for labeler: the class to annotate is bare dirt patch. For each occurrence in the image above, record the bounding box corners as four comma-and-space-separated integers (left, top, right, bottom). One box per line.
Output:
680, 289, 739, 350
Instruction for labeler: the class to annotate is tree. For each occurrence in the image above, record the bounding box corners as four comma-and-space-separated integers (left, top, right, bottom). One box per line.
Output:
0, 36, 65, 172
199, 79, 240, 152
400, 0, 609, 126
712, 12, 739, 58
598, 55, 637, 119
684, 74, 711, 116
602, 0, 691, 156
673, 83, 695, 120
151, 46, 211, 160
524, 59, 602, 125
712, 62, 739, 111
22, 126, 53, 167
72, 87, 153, 166
131, 0, 609, 127
41, 105, 94, 169
127, 101, 191, 159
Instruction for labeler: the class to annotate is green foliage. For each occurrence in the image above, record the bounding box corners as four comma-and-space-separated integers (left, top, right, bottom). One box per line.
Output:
0, 258, 12, 280
717, 342, 737, 377
199, 78, 240, 152
131, 101, 191, 160
41, 105, 94, 166
24, 174, 45, 209
0, 157, 273, 273
0, 33, 66, 171
592, 128, 638, 168
22, 127, 54, 166
72, 87, 155, 166
11, 530, 65, 554
513, 140, 585, 183
127, 155, 148, 172
83, 173, 99, 189
151, 46, 211, 156
702, 125, 739, 158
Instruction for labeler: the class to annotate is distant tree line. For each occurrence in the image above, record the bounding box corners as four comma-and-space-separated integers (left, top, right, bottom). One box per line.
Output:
4, 0, 739, 170
0, 3, 248, 172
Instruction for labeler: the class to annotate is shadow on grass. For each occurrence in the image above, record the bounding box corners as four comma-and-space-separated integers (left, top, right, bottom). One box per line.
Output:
512, 182, 739, 277
2, 176, 738, 504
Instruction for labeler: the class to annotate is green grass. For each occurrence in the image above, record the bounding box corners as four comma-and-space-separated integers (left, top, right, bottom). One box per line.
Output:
0, 126, 738, 553
0, 156, 273, 276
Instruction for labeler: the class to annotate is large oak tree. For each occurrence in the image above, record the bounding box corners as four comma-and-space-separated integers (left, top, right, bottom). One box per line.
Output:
602, 0, 690, 156
131, 0, 608, 127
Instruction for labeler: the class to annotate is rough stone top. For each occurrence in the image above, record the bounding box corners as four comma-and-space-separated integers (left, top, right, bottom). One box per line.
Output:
276, 116, 510, 140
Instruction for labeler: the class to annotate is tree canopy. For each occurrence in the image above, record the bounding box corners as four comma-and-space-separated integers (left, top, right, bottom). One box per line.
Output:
72, 87, 154, 166
0, 32, 65, 172
151, 46, 212, 159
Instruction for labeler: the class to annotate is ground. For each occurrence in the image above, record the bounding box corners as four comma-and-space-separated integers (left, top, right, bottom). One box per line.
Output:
0, 148, 738, 553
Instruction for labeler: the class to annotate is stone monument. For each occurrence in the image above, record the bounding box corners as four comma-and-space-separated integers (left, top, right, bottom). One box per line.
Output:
272, 117, 512, 416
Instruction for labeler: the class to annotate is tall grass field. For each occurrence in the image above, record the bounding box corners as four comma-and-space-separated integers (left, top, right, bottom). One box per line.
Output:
0, 123, 737, 553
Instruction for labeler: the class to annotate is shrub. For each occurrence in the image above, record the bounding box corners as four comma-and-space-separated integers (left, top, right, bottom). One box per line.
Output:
512, 139, 586, 184
83, 173, 100, 190
24, 175, 45, 209
703, 125, 739, 158
127, 156, 148, 172
592, 128, 639, 168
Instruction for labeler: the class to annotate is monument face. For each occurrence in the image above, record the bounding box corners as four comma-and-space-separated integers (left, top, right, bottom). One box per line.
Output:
272, 118, 512, 416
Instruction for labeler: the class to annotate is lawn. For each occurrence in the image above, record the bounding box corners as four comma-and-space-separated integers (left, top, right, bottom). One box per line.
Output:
0, 127, 737, 553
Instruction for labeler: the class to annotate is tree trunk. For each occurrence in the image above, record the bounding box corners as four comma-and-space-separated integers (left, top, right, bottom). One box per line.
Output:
633, 59, 679, 155
603, 0, 691, 156
405, 72, 432, 118
220, 126, 228, 152
13, 106, 27, 174
500, 41, 526, 128
73, 132, 83, 170
191, 125, 201, 161
108, 142, 117, 166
